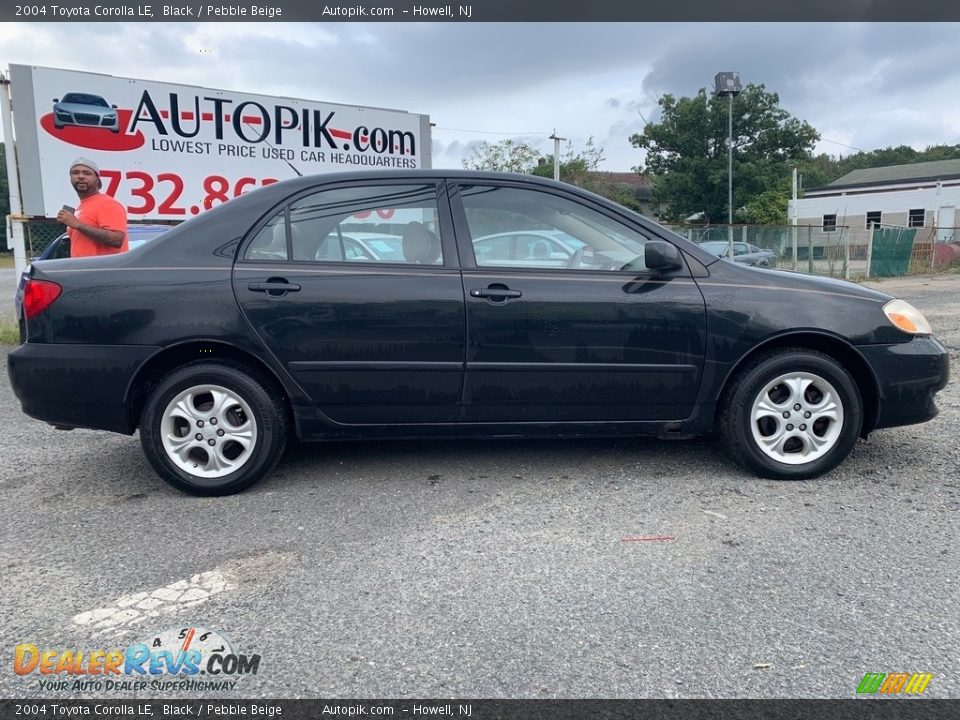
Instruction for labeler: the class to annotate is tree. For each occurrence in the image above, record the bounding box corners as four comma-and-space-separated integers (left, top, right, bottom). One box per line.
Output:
460, 136, 646, 211
741, 176, 792, 225
461, 139, 540, 174
630, 84, 819, 224
800, 144, 960, 191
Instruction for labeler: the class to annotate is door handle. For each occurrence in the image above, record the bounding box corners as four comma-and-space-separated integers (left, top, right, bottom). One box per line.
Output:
247, 281, 302, 294
470, 287, 522, 299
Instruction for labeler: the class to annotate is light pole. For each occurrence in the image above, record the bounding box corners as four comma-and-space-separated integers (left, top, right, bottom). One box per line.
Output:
714, 72, 742, 257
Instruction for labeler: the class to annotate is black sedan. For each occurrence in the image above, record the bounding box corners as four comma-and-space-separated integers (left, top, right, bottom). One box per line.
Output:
9, 171, 949, 495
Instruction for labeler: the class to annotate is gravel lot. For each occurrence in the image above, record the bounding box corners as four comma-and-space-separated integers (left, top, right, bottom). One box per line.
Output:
0, 272, 957, 700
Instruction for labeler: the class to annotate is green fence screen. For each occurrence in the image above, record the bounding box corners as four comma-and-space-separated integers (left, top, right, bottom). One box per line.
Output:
870, 228, 916, 277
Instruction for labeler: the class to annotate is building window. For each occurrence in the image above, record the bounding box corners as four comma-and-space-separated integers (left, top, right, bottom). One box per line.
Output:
908, 209, 925, 228
865, 211, 882, 229
822, 214, 837, 233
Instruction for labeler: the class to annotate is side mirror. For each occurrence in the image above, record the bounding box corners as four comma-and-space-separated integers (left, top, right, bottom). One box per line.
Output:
52, 98, 59, 103
645, 240, 683, 271
112, 104, 118, 109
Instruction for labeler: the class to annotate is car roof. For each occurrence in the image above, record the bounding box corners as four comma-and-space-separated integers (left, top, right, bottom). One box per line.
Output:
129, 224, 171, 234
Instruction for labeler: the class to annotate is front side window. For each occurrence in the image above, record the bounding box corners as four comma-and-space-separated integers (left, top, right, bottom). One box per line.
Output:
460, 185, 651, 272
244, 184, 443, 265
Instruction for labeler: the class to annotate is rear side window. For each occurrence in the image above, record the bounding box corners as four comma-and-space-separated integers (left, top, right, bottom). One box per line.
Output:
243, 184, 444, 265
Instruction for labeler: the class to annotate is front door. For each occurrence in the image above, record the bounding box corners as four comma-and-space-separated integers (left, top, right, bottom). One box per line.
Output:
451, 181, 707, 423
233, 181, 465, 425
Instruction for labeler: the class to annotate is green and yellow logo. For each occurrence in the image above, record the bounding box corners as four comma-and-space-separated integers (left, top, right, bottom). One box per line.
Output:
857, 672, 933, 695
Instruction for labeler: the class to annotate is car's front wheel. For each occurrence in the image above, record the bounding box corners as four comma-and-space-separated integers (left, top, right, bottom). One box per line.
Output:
139, 362, 288, 495
719, 349, 862, 480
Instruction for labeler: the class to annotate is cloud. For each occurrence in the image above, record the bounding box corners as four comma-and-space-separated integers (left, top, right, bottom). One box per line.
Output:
3, 21, 960, 170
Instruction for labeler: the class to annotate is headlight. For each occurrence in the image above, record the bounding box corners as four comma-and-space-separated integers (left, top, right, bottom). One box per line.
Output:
883, 299, 932, 335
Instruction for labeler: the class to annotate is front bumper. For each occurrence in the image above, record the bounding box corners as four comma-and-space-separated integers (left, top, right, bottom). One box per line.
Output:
8, 343, 160, 434
858, 336, 950, 430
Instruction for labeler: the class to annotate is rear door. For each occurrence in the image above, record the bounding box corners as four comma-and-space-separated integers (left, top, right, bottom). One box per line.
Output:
233, 180, 465, 425
449, 180, 707, 423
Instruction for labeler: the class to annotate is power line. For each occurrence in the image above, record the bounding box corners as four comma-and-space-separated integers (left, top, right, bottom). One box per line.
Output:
433, 126, 552, 136
819, 137, 865, 152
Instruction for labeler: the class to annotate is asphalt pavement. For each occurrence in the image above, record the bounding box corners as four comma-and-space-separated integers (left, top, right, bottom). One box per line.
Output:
0, 273, 957, 700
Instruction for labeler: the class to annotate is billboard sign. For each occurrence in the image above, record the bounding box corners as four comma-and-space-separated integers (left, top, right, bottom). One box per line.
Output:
9, 64, 431, 220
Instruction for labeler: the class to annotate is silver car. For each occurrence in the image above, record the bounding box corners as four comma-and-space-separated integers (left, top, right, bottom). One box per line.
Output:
699, 241, 776, 267
52, 92, 120, 133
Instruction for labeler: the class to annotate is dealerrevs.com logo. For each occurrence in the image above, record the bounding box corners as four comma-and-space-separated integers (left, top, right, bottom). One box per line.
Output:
42, 88, 418, 158
856, 672, 933, 696
14, 627, 261, 692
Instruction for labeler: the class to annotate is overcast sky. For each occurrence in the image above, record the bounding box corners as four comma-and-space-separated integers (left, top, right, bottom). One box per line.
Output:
2, 21, 960, 171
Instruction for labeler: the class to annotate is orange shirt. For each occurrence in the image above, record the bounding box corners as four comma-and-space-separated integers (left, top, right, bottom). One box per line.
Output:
68, 193, 128, 257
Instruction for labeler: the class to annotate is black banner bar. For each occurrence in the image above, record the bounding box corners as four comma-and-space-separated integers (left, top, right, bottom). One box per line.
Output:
0, 700, 958, 720
2, 0, 960, 22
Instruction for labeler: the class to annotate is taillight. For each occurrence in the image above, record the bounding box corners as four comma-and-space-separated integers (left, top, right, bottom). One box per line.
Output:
23, 279, 62, 319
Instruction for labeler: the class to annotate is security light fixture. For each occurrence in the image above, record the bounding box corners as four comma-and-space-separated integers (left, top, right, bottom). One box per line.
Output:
714, 72, 742, 97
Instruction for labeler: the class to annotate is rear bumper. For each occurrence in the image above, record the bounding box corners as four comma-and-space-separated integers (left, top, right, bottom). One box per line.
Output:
8, 343, 159, 434
859, 336, 950, 430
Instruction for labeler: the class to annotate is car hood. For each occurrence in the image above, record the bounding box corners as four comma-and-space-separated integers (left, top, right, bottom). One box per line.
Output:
721, 263, 893, 303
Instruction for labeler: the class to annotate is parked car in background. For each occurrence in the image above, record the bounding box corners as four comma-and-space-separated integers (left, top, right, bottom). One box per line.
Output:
700, 240, 776, 267
314, 232, 406, 263
9, 171, 948, 496
14, 224, 169, 322
473, 230, 586, 268
52, 92, 120, 132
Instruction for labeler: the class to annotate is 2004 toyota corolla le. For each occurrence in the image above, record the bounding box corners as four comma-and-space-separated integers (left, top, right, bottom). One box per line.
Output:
9, 171, 949, 495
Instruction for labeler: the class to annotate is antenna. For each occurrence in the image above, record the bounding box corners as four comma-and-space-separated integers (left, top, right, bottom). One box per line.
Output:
245, 123, 303, 177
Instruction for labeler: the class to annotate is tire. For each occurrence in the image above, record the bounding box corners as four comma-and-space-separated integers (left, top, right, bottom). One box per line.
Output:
139, 361, 288, 496
719, 348, 862, 480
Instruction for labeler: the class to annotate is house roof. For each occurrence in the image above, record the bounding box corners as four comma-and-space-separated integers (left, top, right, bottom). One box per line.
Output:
594, 172, 652, 187
821, 159, 960, 191
592, 172, 653, 200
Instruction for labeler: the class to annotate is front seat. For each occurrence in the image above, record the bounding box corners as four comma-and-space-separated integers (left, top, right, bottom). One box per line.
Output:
402, 222, 442, 264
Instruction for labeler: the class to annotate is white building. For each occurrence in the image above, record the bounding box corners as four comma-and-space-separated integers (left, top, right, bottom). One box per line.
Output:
789, 159, 960, 255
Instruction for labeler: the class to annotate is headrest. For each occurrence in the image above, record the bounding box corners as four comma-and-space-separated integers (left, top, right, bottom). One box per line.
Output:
402, 222, 441, 264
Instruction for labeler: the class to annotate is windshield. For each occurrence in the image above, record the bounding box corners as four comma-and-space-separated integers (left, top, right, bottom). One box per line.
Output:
61, 93, 109, 107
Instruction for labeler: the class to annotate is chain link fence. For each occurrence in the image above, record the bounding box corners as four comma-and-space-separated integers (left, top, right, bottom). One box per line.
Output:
23, 219, 67, 257
665, 223, 960, 279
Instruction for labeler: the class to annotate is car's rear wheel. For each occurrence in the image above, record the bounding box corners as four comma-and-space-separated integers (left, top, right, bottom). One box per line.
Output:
139, 362, 287, 495
719, 348, 862, 480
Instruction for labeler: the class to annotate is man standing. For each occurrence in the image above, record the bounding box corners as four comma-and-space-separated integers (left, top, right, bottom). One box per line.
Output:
56, 157, 128, 257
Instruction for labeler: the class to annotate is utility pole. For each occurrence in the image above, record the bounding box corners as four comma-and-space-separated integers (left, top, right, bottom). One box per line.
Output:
549, 130, 566, 182
1, 71, 27, 278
